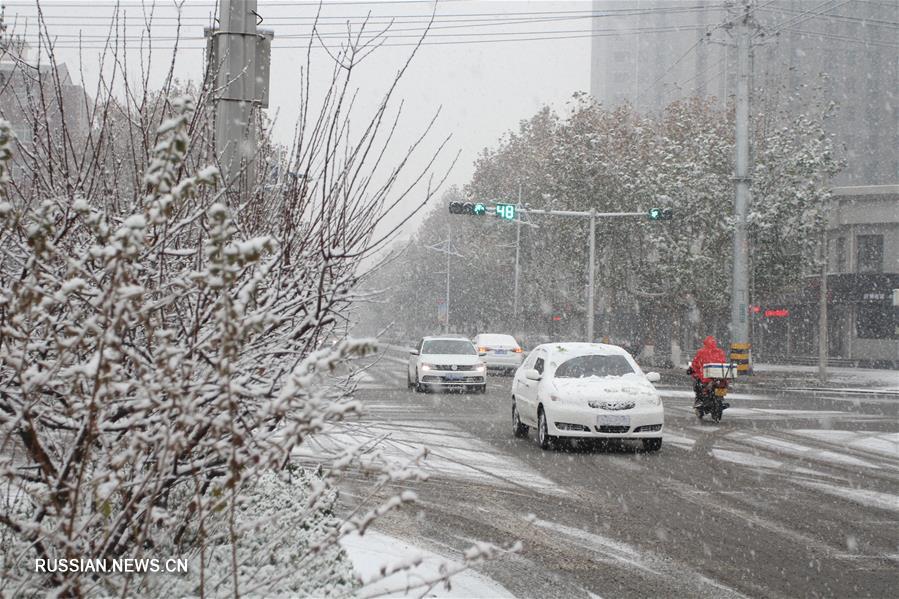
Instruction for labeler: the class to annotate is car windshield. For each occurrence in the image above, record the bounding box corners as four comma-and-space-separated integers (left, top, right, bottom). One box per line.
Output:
553, 354, 635, 378
421, 340, 476, 355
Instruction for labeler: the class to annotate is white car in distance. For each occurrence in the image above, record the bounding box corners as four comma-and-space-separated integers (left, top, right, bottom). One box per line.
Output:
472, 333, 524, 373
408, 337, 487, 393
511, 343, 664, 451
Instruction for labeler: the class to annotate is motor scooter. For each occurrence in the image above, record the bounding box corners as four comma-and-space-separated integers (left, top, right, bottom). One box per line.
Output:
687, 362, 737, 423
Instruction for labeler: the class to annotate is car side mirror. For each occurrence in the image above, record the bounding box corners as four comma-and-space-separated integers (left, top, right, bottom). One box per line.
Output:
646, 371, 661, 383
410, 349, 419, 355
524, 369, 541, 381
478, 351, 487, 357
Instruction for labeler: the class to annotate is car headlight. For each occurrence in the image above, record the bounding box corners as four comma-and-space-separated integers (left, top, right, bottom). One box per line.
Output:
475, 364, 486, 372
421, 363, 434, 371
646, 394, 661, 406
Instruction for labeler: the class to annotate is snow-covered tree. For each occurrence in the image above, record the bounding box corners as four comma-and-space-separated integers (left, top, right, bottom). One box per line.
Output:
369, 92, 841, 349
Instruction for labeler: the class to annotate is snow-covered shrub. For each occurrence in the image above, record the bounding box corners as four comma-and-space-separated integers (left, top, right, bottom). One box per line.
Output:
0, 99, 356, 596
0, 7, 450, 594
142, 468, 356, 598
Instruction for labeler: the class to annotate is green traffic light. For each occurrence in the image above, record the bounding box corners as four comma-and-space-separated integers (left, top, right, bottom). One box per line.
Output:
473, 203, 486, 216
647, 207, 672, 221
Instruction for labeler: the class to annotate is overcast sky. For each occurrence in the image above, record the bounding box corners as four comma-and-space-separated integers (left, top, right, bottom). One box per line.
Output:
4, 0, 592, 238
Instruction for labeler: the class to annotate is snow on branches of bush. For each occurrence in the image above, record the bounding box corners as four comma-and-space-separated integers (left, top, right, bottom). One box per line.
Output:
0, 95, 428, 597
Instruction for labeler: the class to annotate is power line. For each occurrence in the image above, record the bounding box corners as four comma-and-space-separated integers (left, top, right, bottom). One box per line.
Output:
9, 11, 723, 29
5, 22, 717, 43
762, 0, 850, 37
647, 37, 704, 90
7, 31, 720, 50
777, 27, 899, 48
4, 4, 725, 23
756, 5, 899, 28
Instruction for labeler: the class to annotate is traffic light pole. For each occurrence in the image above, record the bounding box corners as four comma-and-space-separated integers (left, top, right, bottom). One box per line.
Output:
587, 209, 596, 342
512, 184, 522, 322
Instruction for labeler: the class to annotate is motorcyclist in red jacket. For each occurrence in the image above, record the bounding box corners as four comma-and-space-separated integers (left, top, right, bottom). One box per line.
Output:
687, 336, 726, 406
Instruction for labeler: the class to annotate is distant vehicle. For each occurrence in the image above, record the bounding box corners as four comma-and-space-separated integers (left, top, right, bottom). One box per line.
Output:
510, 342, 664, 451
407, 336, 487, 393
472, 333, 524, 373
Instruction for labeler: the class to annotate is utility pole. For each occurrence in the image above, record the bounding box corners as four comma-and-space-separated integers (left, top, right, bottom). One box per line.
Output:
818, 227, 828, 383
205, 0, 273, 196
512, 182, 522, 323
424, 223, 463, 335
445, 222, 451, 334
729, 0, 753, 375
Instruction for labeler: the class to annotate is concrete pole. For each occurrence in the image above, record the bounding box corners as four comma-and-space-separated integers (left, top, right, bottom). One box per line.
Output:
818, 227, 828, 383
586, 209, 596, 342
512, 183, 522, 324
445, 222, 451, 334
730, 4, 752, 371
213, 0, 258, 195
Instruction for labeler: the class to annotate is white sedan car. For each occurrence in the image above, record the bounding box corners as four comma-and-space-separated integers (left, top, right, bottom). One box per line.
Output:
472, 333, 524, 373
511, 342, 664, 451
408, 336, 487, 393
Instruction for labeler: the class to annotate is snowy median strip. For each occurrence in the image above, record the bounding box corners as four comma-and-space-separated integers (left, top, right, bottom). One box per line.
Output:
794, 481, 899, 514
790, 430, 899, 460
532, 519, 748, 598
297, 421, 562, 494
340, 530, 514, 598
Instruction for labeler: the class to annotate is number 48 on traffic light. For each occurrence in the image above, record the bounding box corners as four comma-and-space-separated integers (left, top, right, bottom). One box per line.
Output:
495, 203, 516, 220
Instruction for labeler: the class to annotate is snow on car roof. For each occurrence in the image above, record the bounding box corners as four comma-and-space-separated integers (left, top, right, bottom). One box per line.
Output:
534, 342, 629, 357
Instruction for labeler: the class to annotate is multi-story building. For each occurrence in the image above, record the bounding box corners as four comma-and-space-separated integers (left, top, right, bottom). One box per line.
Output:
0, 36, 88, 154
590, 0, 898, 185
753, 185, 899, 367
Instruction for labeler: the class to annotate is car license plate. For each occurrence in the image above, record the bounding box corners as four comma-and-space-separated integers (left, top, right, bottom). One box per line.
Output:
444, 374, 464, 381
494, 349, 507, 355
596, 415, 630, 427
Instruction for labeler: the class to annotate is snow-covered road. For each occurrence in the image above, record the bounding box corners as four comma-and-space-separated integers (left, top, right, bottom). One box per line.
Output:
308, 360, 898, 598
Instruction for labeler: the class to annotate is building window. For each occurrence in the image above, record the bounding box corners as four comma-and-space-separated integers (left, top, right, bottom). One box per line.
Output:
833, 236, 846, 273
856, 303, 895, 339
856, 235, 883, 273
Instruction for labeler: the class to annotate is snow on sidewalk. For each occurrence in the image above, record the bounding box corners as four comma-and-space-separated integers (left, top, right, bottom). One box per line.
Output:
753, 363, 899, 391
340, 530, 514, 598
